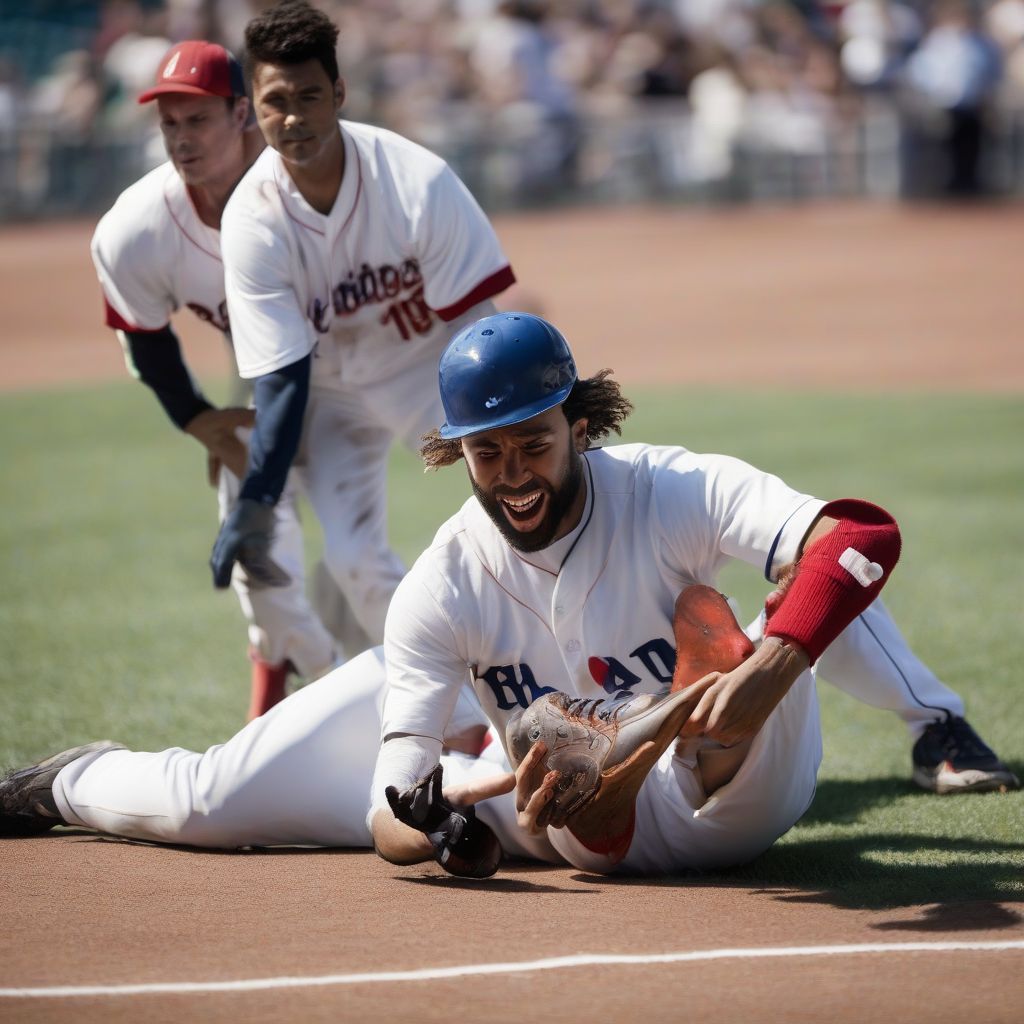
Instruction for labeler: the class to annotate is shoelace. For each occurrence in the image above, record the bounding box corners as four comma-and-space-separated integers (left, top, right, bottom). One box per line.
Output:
563, 695, 634, 724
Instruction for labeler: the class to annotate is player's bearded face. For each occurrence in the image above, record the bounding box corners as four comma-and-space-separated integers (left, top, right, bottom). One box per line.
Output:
466, 412, 587, 553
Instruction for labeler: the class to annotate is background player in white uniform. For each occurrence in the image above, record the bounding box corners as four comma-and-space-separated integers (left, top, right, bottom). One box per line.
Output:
90, 40, 346, 720
209, 1, 516, 657
370, 313, 1018, 876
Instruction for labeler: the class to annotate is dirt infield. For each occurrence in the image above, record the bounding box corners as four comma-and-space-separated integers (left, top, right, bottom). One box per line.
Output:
3, 835, 1022, 1023
2, 201, 1023, 393
2, 202, 1022, 1020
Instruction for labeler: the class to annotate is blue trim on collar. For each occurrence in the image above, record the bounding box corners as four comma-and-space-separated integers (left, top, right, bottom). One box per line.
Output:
764, 497, 814, 581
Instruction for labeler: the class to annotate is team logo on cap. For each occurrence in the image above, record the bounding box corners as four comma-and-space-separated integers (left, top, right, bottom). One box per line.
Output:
163, 51, 181, 77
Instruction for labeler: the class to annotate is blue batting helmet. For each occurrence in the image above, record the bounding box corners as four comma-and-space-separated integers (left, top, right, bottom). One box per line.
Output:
438, 313, 578, 440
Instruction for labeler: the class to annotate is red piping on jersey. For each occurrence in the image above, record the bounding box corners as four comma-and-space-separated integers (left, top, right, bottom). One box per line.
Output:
511, 550, 559, 578
475, 555, 555, 637
104, 297, 165, 333
337, 140, 362, 235
163, 192, 222, 262
272, 134, 363, 237
281, 195, 325, 236
435, 265, 516, 323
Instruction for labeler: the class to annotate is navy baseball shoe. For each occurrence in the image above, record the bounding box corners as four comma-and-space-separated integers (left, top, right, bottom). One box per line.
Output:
0, 740, 125, 836
911, 716, 1019, 794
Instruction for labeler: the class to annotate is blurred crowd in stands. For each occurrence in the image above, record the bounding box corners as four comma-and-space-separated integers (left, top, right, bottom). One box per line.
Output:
1, 0, 1023, 217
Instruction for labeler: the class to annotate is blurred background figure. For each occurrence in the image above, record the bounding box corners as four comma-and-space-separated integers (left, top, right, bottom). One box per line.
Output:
0, 0, 1022, 218
903, 0, 1003, 196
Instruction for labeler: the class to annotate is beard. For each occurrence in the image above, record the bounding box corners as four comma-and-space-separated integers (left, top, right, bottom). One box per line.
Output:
471, 444, 585, 553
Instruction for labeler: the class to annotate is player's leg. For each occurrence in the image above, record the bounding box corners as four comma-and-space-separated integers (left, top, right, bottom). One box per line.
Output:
310, 558, 375, 662
749, 597, 1018, 792
799, 597, 964, 731
218, 462, 338, 718
47, 649, 390, 848
618, 669, 823, 874
296, 388, 406, 643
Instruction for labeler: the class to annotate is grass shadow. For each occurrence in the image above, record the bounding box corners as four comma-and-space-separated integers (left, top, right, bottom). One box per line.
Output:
801, 772, 1024, 825
568, 776, 1023, 916
721, 831, 1024, 911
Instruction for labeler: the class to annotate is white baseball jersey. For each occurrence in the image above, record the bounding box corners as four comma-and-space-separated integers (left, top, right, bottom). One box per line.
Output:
221, 119, 515, 386
91, 161, 230, 336
383, 443, 825, 743
377, 443, 828, 872
89, 161, 337, 678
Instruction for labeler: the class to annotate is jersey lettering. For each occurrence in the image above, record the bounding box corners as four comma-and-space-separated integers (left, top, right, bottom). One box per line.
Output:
381, 285, 434, 341
630, 638, 676, 684
478, 662, 556, 711
186, 300, 230, 334
587, 656, 642, 696
312, 258, 432, 340
588, 637, 677, 694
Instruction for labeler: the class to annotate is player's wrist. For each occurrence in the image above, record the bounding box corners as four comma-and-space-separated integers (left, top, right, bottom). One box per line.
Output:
757, 634, 810, 675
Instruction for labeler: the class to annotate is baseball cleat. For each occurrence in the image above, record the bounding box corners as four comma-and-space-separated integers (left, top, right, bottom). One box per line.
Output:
0, 740, 125, 836
670, 584, 754, 691
911, 715, 1020, 794
506, 689, 695, 828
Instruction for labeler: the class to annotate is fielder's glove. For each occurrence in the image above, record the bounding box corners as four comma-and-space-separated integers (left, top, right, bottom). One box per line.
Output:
210, 498, 292, 590
385, 764, 502, 879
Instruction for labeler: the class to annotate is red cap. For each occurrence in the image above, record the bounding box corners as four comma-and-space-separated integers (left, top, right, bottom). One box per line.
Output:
138, 40, 246, 104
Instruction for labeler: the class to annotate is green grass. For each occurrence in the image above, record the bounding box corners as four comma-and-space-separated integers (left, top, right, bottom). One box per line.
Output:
1, 380, 1021, 906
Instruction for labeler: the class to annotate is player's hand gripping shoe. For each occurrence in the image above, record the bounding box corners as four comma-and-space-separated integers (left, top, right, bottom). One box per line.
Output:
506, 690, 698, 830
506, 585, 757, 835
0, 741, 125, 836
912, 715, 1020, 794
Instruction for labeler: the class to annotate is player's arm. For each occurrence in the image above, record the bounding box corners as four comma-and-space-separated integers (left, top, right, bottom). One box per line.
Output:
91, 212, 254, 480
209, 353, 310, 589
369, 575, 511, 876
679, 499, 901, 745
211, 197, 317, 588
370, 735, 518, 878
119, 326, 253, 481
417, 161, 516, 321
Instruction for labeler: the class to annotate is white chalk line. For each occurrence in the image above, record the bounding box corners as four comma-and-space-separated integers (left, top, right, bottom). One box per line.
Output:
2, 940, 1022, 999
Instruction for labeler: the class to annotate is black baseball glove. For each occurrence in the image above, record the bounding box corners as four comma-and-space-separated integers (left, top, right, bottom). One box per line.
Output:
210, 498, 292, 590
385, 764, 502, 879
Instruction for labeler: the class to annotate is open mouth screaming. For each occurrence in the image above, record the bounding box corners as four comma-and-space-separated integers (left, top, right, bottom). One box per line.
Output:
498, 488, 547, 531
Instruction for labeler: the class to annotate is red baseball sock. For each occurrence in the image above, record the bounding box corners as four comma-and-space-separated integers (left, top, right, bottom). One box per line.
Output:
247, 658, 290, 720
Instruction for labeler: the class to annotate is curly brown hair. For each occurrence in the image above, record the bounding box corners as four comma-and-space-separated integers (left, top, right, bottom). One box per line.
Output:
420, 370, 633, 469
244, 0, 340, 83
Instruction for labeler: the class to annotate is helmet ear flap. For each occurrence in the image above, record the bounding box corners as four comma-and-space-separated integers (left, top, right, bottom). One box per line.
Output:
438, 312, 577, 439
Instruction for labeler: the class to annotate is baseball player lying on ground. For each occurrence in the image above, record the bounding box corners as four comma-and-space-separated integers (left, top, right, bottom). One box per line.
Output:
369, 313, 1018, 875
1, 315, 1016, 875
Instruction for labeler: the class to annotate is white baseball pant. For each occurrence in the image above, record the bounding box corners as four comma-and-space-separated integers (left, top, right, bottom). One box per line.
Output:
218, 463, 338, 679
749, 597, 965, 737
50, 649, 554, 860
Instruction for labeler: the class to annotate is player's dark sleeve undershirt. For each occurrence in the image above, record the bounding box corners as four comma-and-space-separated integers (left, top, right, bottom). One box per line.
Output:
122, 326, 213, 430
238, 354, 311, 506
